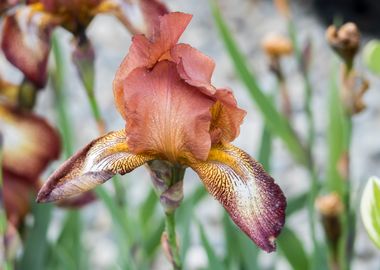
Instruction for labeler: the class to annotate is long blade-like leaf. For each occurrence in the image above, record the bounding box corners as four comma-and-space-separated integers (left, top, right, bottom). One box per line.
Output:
210, 0, 308, 166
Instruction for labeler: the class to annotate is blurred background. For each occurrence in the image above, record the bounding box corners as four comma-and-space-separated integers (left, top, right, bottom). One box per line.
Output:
1, 0, 380, 269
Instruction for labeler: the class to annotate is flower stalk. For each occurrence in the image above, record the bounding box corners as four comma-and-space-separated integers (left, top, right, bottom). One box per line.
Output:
165, 211, 182, 270
72, 33, 106, 135
163, 165, 185, 270
148, 161, 185, 269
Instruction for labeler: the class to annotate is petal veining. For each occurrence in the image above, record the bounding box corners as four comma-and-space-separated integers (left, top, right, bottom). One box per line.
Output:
113, 12, 192, 119
37, 130, 153, 202
189, 143, 286, 252
123, 61, 213, 161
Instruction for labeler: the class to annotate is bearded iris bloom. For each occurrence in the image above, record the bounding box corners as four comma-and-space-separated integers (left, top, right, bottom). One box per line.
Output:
37, 12, 286, 252
1, 0, 167, 88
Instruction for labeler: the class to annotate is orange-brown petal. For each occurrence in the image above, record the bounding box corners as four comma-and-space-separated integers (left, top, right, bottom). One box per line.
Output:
123, 61, 213, 161
0, 105, 61, 181
189, 143, 286, 252
3, 170, 37, 226
37, 130, 153, 202
170, 43, 216, 95
113, 12, 192, 119
210, 89, 246, 144
1, 14, 53, 88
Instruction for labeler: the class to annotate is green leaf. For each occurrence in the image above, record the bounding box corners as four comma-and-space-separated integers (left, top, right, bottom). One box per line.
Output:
277, 227, 309, 270
222, 213, 259, 270
198, 222, 226, 270
363, 40, 380, 75
360, 176, 380, 249
326, 62, 349, 195
210, 0, 308, 166
258, 123, 272, 171
177, 186, 207, 261
95, 186, 137, 269
18, 203, 52, 270
286, 192, 308, 216
140, 189, 158, 228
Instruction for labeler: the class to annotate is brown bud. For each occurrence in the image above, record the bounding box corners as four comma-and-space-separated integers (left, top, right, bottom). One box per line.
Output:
72, 35, 95, 96
315, 193, 343, 217
326, 22, 360, 68
262, 33, 293, 58
274, 0, 291, 19
315, 193, 343, 265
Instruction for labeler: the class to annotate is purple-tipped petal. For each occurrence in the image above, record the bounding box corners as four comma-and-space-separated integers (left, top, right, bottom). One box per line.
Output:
37, 130, 154, 203
189, 143, 286, 252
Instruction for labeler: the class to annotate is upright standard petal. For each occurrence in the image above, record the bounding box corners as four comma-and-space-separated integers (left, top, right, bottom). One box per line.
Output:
170, 43, 216, 94
189, 144, 286, 252
37, 130, 153, 202
123, 61, 213, 162
0, 105, 60, 181
1, 14, 53, 88
113, 12, 192, 119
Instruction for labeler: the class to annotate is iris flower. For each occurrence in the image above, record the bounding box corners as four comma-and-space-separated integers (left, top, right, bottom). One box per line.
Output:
0, 104, 60, 226
1, 0, 166, 88
37, 12, 286, 252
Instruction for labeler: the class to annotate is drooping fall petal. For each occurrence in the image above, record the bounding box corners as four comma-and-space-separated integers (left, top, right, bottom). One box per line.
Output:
123, 61, 213, 161
37, 130, 153, 202
3, 170, 37, 226
0, 105, 60, 181
170, 43, 216, 95
1, 14, 54, 88
113, 12, 192, 119
189, 143, 286, 252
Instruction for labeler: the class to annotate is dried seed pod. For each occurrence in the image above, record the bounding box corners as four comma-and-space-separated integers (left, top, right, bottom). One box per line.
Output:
326, 22, 360, 69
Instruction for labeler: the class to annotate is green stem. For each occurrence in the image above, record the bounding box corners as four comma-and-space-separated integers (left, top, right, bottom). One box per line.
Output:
288, 18, 322, 268
52, 34, 74, 157
86, 92, 105, 135
339, 90, 354, 270
165, 212, 181, 270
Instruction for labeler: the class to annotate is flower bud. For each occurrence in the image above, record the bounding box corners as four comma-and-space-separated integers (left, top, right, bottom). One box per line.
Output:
316, 193, 343, 217
262, 33, 293, 58
274, 0, 291, 19
326, 23, 360, 69
315, 193, 343, 263
72, 35, 95, 96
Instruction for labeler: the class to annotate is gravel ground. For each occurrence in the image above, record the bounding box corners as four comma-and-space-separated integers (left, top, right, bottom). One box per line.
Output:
2, 0, 380, 269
